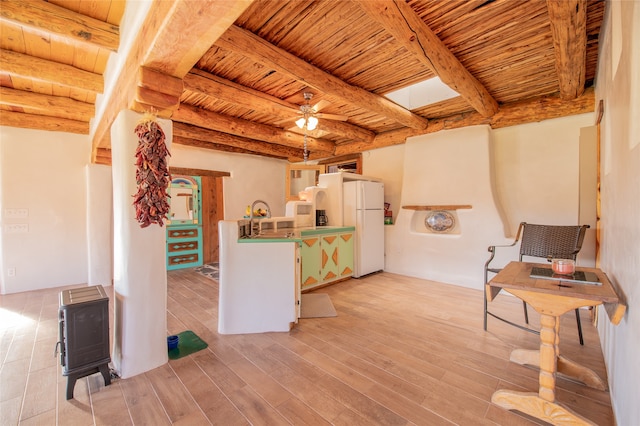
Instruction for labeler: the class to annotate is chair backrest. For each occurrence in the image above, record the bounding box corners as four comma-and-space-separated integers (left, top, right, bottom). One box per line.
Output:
518, 222, 589, 261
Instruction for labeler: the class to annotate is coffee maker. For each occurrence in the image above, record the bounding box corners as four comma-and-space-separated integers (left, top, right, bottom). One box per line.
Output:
315, 209, 328, 226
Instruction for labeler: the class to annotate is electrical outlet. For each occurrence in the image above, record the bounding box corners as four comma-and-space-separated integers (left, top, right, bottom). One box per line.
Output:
5, 223, 29, 233
7, 268, 15, 277
4, 208, 29, 218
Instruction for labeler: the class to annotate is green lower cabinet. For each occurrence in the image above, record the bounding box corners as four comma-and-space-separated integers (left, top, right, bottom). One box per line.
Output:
300, 236, 321, 289
320, 234, 339, 283
166, 225, 203, 270
300, 231, 354, 291
338, 232, 354, 278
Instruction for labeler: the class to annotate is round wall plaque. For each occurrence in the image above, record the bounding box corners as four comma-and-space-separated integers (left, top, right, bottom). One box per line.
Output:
425, 210, 455, 233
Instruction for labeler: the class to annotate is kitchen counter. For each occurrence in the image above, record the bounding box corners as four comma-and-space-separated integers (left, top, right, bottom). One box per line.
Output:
218, 221, 356, 334
218, 220, 299, 334
300, 226, 355, 236
237, 226, 355, 243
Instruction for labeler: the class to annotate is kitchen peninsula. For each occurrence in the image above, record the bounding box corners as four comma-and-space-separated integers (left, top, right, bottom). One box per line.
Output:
218, 220, 354, 334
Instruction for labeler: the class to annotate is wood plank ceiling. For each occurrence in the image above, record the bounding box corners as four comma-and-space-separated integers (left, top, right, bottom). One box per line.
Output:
0, 0, 603, 164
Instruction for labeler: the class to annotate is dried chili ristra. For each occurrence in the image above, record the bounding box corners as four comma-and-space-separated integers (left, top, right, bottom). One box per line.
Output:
132, 114, 171, 227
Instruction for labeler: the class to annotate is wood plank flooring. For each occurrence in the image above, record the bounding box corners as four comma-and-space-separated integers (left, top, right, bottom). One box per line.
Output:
0, 270, 614, 425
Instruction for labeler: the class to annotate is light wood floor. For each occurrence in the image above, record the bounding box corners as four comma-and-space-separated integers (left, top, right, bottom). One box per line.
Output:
1, 270, 614, 425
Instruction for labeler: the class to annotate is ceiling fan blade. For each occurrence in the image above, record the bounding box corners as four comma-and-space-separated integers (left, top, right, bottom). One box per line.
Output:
312, 99, 332, 112
315, 112, 348, 121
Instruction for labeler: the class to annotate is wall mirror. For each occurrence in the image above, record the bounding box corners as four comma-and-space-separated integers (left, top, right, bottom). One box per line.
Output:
167, 176, 199, 225
285, 164, 325, 201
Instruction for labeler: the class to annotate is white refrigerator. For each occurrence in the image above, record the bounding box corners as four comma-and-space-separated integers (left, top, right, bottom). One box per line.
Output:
343, 180, 385, 277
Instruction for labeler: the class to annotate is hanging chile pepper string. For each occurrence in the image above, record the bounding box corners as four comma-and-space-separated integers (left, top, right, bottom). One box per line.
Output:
132, 113, 171, 228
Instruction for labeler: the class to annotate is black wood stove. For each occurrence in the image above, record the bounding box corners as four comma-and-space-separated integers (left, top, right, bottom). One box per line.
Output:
57, 285, 111, 399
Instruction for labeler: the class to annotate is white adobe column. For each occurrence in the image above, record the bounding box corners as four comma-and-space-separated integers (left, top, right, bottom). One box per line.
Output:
110, 109, 172, 378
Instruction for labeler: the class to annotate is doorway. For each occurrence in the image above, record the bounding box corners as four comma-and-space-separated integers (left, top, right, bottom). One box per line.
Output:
171, 167, 229, 263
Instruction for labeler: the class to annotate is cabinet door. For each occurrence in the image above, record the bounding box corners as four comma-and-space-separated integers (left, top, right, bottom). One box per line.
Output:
300, 237, 320, 289
320, 235, 339, 283
166, 226, 203, 270
338, 232, 354, 278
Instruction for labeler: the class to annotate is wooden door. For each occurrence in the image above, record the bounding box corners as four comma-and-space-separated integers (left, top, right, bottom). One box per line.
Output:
201, 175, 224, 263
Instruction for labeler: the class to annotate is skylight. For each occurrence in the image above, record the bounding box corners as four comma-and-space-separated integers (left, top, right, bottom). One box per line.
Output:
385, 77, 459, 110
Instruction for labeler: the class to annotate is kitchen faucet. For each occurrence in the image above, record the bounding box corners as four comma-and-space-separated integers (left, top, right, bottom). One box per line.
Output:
249, 199, 271, 236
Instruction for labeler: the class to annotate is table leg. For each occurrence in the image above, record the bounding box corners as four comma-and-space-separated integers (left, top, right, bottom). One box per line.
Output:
491, 314, 597, 425
539, 313, 559, 401
558, 356, 607, 390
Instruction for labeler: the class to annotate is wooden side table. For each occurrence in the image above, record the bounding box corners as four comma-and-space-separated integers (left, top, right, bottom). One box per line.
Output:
487, 261, 625, 425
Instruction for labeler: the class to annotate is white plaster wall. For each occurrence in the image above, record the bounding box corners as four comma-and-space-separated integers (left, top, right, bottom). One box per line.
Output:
0, 127, 90, 294
366, 117, 595, 289
492, 114, 596, 268
594, 1, 640, 424
372, 126, 507, 289
170, 144, 287, 220
492, 114, 594, 235
362, 145, 405, 224
86, 164, 113, 286
578, 126, 598, 266
0, 127, 288, 295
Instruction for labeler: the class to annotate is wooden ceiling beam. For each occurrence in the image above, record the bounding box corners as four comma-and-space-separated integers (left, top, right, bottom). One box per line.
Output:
183, 70, 375, 143
173, 104, 336, 154
0, 87, 94, 121
173, 121, 309, 161
173, 136, 289, 160
141, 0, 255, 77
217, 25, 428, 130
170, 167, 231, 178
91, 0, 253, 160
547, 0, 587, 100
0, 49, 103, 93
0, 110, 89, 134
134, 87, 180, 112
308, 119, 375, 143
184, 69, 298, 116
489, 87, 594, 128
335, 87, 595, 156
0, 0, 119, 51
132, 67, 183, 115
129, 101, 174, 118
95, 148, 112, 166
138, 67, 184, 98
357, 0, 498, 118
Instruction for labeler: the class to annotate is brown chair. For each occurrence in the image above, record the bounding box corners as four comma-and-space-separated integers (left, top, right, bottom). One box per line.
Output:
483, 222, 590, 345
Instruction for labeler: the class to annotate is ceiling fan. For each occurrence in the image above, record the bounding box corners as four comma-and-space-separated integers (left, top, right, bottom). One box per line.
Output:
288, 92, 349, 163
293, 92, 348, 131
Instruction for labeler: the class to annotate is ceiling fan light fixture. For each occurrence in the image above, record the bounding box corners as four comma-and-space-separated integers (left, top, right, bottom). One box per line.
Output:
295, 117, 306, 129
307, 116, 318, 131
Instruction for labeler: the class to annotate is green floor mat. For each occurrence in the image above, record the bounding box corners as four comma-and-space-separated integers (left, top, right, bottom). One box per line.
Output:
168, 330, 208, 360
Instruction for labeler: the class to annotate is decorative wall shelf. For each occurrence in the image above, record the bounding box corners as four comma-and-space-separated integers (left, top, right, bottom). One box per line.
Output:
402, 205, 472, 211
